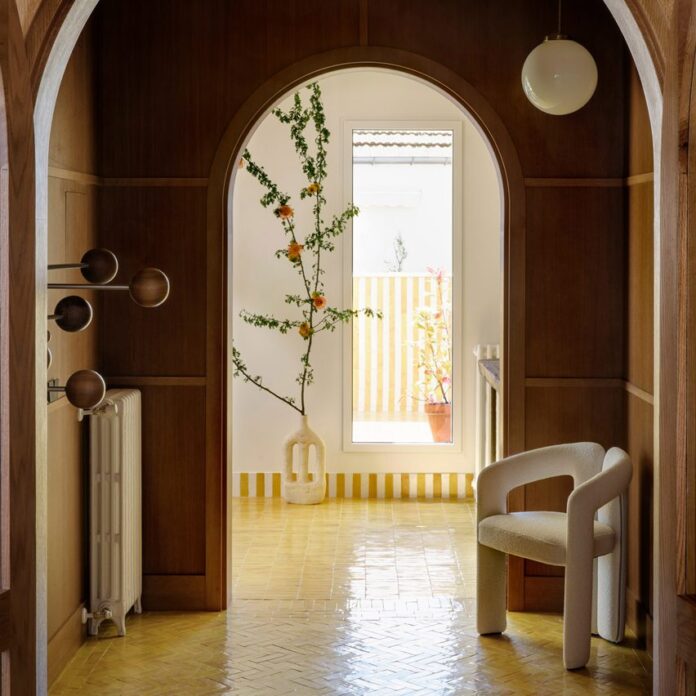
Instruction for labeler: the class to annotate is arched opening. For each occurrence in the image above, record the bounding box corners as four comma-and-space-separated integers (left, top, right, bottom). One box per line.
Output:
226, 65, 505, 578
209, 53, 525, 619
31, 0, 673, 691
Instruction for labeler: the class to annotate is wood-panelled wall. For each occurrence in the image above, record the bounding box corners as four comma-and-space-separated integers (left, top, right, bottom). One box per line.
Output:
46, 24, 97, 685
624, 61, 654, 652
85, 0, 632, 613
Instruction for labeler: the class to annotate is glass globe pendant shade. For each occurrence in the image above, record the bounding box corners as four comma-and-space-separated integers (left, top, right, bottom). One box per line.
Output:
521, 36, 598, 115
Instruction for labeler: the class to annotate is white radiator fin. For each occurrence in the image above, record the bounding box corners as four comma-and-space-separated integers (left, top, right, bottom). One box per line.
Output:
88, 388, 142, 636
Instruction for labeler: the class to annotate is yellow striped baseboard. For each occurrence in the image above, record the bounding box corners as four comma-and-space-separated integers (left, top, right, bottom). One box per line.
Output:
232, 472, 474, 500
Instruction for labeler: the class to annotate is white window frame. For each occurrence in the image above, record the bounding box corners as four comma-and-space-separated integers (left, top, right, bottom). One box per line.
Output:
341, 119, 464, 453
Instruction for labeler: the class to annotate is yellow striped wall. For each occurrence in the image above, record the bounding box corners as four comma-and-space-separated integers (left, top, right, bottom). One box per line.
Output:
232, 472, 474, 499
353, 273, 452, 416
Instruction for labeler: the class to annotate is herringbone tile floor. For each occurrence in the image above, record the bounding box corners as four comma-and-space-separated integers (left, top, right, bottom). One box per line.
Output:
50, 499, 651, 695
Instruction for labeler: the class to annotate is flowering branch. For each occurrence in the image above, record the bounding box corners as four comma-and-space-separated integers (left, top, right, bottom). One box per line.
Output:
232, 82, 381, 415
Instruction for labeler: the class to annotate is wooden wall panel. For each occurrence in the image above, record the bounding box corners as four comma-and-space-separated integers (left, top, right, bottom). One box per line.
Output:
626, 182, 654, 393
627, 59, 654, 177
367, 0, 626, 178
88, 0, 634, 617
98, 186, 207, 377
525, 187, 625, 378
46, 403, 86, 644
47, 22, 96, 174
137, 385, 207, 576
94, 0, 360, 178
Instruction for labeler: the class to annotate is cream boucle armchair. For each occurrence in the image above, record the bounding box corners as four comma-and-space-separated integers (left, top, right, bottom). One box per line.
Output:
476, 442, 632, 670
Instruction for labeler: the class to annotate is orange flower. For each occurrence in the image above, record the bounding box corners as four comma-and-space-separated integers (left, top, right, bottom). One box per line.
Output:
238, 158, 245, 169
287, 242, 304, 262
306, 182, 321, 195
311, 292, 327, 310
275, 204, 294, 220
298, 322, 312, 339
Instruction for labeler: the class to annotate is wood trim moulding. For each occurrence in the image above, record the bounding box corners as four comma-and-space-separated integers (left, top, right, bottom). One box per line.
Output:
101, 177, 208, 188
625, 380, 655, 405
524, 177, 624, 188
104, 376, 207, 387
47, 603, 85, 687
524, 174, 655, 188
525, 377, 655, 405
48, 166, 101, 186
626, 172, 655, 185
47, 167, 210, 188
525, 377, 625, 388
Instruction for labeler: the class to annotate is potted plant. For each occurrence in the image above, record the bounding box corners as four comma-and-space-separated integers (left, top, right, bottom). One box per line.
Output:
231, 83, 380, 503
413, 267, 452, 443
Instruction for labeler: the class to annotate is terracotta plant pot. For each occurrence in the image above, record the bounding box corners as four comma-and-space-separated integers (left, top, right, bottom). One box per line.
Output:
424, 402, 452, 443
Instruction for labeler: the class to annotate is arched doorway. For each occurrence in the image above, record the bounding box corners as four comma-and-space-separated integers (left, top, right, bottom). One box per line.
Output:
210, 54, 524, 609
29, 1, 676, 692
224, 65, 507, 588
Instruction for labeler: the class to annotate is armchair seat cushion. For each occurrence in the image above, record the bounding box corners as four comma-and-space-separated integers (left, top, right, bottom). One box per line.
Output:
478, 511, 615, 566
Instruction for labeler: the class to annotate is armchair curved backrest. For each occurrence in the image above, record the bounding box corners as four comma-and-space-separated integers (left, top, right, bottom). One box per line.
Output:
476, 442, 606, 521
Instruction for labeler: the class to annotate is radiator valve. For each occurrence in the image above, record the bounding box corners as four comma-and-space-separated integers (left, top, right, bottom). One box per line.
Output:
81, 606, 113, 624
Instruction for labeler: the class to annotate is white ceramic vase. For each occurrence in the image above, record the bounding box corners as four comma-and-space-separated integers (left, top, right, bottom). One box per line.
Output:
283, 415, 326, 504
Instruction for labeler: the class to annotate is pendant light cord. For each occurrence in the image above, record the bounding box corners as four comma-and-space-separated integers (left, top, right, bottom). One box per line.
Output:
548, 0, 564, 40
557, 0, 562, 35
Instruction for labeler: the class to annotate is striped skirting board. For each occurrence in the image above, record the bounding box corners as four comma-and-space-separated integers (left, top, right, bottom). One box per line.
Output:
233, 472, 474, 499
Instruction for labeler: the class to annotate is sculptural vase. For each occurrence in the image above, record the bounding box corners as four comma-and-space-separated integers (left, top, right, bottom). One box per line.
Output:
283, 415, 326, 504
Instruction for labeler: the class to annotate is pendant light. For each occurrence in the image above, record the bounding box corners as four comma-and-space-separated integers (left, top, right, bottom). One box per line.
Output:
521, 0, 598, 115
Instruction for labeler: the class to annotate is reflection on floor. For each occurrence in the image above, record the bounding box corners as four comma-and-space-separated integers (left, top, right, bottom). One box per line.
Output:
51, 499, 651, 695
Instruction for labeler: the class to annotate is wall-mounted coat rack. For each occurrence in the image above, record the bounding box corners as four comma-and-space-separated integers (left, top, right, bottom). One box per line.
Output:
47, 247, 170, 411
48, 369, 106, 410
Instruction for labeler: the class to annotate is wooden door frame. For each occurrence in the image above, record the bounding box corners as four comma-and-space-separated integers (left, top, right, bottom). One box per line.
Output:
206, 48, 527, 610
29, 0, 672, 692
670, 2, 696, 691
0, 0, 43, 691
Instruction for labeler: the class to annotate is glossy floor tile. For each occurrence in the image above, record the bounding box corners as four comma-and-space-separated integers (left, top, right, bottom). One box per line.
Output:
51, 499, 651, 695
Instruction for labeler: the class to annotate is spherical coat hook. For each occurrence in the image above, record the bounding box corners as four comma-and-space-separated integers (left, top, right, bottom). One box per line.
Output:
129, 268, 170, 307
48, 248, 119, 284
80, 248, 119, 284
50, 296, 93, 332
48, 369, 106, 410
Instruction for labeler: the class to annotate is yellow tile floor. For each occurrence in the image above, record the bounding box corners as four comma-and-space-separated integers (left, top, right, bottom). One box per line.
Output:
51, 499, 651, 695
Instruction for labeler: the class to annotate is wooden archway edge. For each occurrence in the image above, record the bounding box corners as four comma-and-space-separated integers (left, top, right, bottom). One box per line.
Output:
205, 46, 528, 623
206, 44, 528, 456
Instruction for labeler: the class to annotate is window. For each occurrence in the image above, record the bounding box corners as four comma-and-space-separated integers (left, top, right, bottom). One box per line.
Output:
343, 123, 462, 450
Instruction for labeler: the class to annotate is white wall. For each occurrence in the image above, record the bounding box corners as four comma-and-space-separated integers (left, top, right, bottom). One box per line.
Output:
230, 69, 500, 474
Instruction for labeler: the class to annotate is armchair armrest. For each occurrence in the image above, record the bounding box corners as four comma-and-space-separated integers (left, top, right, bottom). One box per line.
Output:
476, 442, 605, 521
567, 447, 632, 526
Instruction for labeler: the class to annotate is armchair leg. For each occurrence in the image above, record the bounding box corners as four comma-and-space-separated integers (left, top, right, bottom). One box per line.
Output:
476, 543, 507, 634
563, 560, 593, 669
597, 547, 625, 643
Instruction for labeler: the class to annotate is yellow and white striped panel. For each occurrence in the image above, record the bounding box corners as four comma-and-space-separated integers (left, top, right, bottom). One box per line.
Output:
232, 472, 474, 499
353, 274, 453, 416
